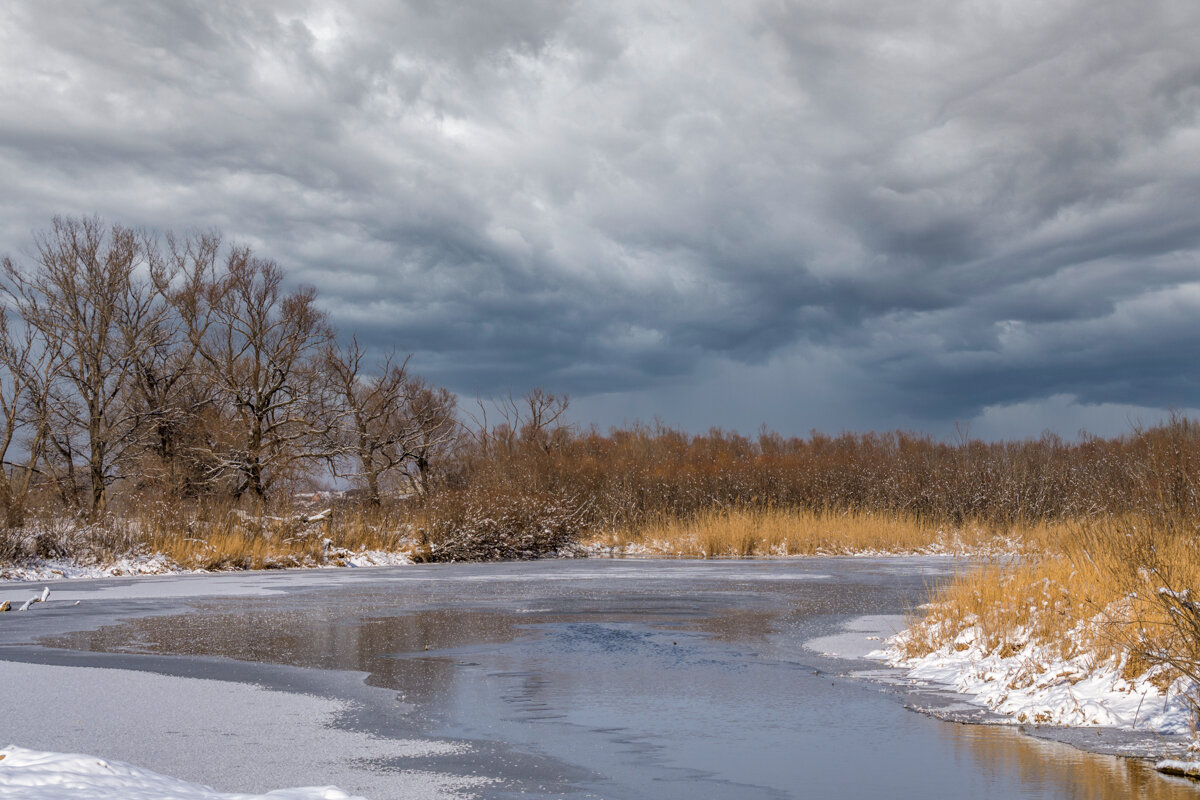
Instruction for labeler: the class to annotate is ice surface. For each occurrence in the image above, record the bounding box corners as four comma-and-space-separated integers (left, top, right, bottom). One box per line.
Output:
804, 615, 907, 659
0, 661, 483, 800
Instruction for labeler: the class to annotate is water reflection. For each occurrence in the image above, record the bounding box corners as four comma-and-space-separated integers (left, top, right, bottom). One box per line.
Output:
947, 724, 1195, 799
38, 564, 1200, 800
44, 602, 531, 709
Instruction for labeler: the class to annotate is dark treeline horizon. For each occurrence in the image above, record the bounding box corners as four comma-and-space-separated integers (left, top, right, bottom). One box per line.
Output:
1, 216, 1197, 539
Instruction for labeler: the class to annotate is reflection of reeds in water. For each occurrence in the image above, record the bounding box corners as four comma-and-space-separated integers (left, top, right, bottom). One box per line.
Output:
946, 722, 1197, 799
587, 508, 1066, 558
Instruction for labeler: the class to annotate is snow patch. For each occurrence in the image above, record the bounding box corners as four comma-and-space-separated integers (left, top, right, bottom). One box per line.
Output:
0, 745, 365, 800
874, 618, 1197, 734
1156, 759, 1200, 779
0, 549, 412, 584
321, 549, 413, 568
0, 553, 184, 582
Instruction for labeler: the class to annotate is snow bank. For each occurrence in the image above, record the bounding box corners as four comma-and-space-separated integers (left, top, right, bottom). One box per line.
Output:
0, 554, 183, 582
875, 620, 1197, 733
0, 549, 412, 583
0, 746, 365, 800
1156, 759, 1200, 778
321, 549, 412, 568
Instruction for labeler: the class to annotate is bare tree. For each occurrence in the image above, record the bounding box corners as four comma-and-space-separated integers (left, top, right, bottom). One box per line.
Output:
185, 248, 332, 501
518, 387, 570, 451
398, 376, 458, 496
469, 387, 569, 456
320, 339, 458, 504
127, 231, 224, 493
2, 217, 166, 516
0, 305, 59, 525
320, 337, 412, 505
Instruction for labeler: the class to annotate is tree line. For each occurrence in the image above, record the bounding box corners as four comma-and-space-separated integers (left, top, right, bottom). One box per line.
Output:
2, 216, 1197, 548
0, 216, 457, 523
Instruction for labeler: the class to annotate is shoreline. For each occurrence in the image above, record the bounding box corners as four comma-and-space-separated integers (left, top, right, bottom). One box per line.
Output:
3, 558, 1198, 796
807, 613, 1199, 775
6, 551, 1198, 783
0, 548, 414, 584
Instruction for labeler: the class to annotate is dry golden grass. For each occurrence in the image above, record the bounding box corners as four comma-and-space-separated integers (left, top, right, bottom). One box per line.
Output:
900, 512, 1200, 688
585, 507, 1068, 558
137, 505, 418, 571
896, 557, 1116, 662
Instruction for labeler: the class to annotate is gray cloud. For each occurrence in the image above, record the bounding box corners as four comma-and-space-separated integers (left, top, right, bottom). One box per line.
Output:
2, 0, 1199, 436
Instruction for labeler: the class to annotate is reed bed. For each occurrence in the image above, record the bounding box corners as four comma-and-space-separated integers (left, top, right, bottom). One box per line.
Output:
586, 507, 1068, 558
899, 511, 1200, 698
0, 501, 422, 574
141, 504, 419, 570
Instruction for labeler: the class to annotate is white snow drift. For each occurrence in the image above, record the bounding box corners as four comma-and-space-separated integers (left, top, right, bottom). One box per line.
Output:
875, 620, 1197, 734
0, 746, 364, 800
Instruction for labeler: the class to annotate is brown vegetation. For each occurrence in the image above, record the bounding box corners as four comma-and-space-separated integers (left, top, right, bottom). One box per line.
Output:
588, 508, 1070, 558
0, 216, 1198, 593
896, 424, 1200, 721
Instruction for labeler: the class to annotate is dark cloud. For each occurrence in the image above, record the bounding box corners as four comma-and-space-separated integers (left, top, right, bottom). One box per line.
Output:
2, 0, 1199, 436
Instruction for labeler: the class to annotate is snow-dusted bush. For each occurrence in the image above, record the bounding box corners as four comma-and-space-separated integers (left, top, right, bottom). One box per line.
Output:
420, 486, 586, 562
0, 518, 142, 565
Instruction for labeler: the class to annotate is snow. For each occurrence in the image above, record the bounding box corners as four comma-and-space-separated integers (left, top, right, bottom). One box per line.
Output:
808, 609, 1199, 736
1156, 759, 1200, 778
0, 554, 184, 582
874, 618, 1198, 734
0, 660, 485, 800
0, 549, 411, 584
323, 549, 412, 568
583, 532, 1026, 560
0, 746, 365, 800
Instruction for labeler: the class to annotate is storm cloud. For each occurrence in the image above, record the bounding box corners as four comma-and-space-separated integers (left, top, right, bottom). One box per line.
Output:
2, 0, 1198, 437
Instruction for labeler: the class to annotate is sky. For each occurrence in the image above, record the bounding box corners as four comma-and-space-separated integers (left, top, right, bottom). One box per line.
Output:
1, 0, 1198, 441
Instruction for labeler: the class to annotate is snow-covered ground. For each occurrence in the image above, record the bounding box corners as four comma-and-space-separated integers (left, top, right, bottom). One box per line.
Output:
873, 622, 1197, 734
322, 548, 413, 569
0, 745, 366, 800
0, 554, 186, 582
809, 612, 1200, 777
0, 549, 412, 583
583, 535, 1024, 559
0, 660, 485, 800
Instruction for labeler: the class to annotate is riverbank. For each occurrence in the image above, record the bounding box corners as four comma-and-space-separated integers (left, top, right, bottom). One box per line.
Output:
6, 515, 1200, 777
6, 558, 1193, 799
0, 548, 412, 583
871, 511, 1200, 747
808, 612, 1199, 782
586, 507, 1053, 558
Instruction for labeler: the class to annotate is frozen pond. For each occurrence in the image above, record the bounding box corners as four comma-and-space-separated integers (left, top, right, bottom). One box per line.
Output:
1, 559, 1195, 798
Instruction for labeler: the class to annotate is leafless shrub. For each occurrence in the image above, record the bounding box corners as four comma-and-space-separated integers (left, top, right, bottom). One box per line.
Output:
421, 484, 586, 562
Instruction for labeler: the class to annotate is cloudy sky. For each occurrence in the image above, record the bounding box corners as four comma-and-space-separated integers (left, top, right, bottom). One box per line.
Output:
2, 0, 1198, 439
